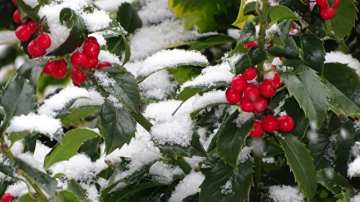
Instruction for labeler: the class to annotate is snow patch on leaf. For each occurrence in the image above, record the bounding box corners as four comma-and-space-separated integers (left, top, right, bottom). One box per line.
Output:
168, 171, 205, 202
269, 185, 304, 202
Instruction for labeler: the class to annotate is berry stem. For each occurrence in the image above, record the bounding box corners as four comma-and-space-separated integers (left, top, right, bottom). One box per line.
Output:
276, 86, 287, 92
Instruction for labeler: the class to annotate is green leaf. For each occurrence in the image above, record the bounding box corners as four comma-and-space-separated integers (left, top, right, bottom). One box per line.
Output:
278, 65, 328, 129
107, 182, 164, 202
235, 48, 267, 75
44, 128, 99, 169
117, 3, 142, 34
278, 0, 308, 13
334, 121, 355, 176
216, 110, 254, 168
67, 179, 87, 201
49, 8, 87, 56
176, 81, 228, 102
17, 59, 49, 88
330, 0, 357, 39
281, 98, 310, 139
14, 158, 57, 196
239, 21, 256, 43
188, 35, 236, 50
18, 194, 39, 202
269, 37, 300, 59
0, 162, 16, 179
9, 132, 28, 145
232, 0, 255, 29
59, 106, 100, 125
199, 160, 253, 202
308, 133, 332, 170
55, 190, 80, 202
80, 136, 101, 162
94, 66, 140, 112
167, 66, 202, 86
269, 5, 298, 26
317, 168, 351, 196
100, 99, 136, 154
276, 134, 317, 201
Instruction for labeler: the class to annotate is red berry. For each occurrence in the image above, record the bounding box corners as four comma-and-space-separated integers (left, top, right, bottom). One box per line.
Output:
96, 61, 111, 69
12, 0, 17, 6
242, 67, 258, 80
243, 41, 258, 49
15, 25, 32, 42
320, 7, 335, 20
260, 80, 277, 98
250, 121, 263, 138
26, 21, 39, 33
1, 193, 14, 202
254, 97, 268, 113
332, 0, 339, 8
58, 58, 67, 66
240, 98, 255, 112
28, 40, 45, 58
13, 10, 21, 24
71, 52, 88, 68
52, 62, 68, 79
36, 33, 51, 49
262, 115, 279, 133
84, 58, 98, 69
316, 0, 329, 8
231, 75, 247, 93
83, 41, 100, 58
278, 115, 295, 133
272, 74, 283, 88
243, 84, 260, 101
43, 61, 57, 75
71, 68, 87, 84
86, 36, 97, 42
226, 88, 242, 104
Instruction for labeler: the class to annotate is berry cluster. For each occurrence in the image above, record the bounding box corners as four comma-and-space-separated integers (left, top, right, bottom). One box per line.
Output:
226, 65, 294, 138
317, 0, 340, 20
13, 2, 51, 58
1, 193, 13, 202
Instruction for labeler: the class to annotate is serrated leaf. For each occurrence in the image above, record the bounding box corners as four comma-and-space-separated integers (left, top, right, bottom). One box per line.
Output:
269, 5, 301, 26
334, 121, 355, 176
44, 128, 99, 169
232, 0, 255, 29
94, 66, 140, 112
269, 37, 300, 59
67, 179, 87, 202
100, 99, 136, 154
276, 134, 317, 201
107, 182, 164, 202
17, 59, 48, 88
317, 168, 351, 196
330, 0, 357, 39
199, 159, 253, 202
239, 21, 256, 43
59, 106, 100, 125
14, 158, 57, 196
55, 190, 80, 202
278, 65, 328, 129
216, 110, 254, 168
117, 3, 142, 34
308, 133, 332, 170
281, 98, 310, 139
235, 47, 267, 75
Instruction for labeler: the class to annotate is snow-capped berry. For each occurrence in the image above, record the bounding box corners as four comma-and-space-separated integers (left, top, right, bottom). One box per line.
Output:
332, 0, 339, 8
226, 88, 242, 104
71, 68, 87, 84
13, 10, 21, 24
96, 61, 111, 69
240, 98, 255, 112
242, 67, 258, 80
36, 33, 51, 49
15, 25, 32, 42
86, 36, 97, 42
28, 40, 45, 58
243, 84, 260, 101
316, 0, 329, 8
12, 0, 17, 6
1, 193, 14, 202
243, 41, 258, 49
52, 62, 67, 79
320, 7, 335, 20
43, 61, 57, 75
260, 80, 277, 98
83, 41, 100, 58
278, 115, 295, 133
254, 97, 268, 113
26, 21, 39, 33
231, 75, 247, 93
71, 52, 88, 68
262, 115, 279, 133
84, 58, 98, 69
250, 121, 263, 138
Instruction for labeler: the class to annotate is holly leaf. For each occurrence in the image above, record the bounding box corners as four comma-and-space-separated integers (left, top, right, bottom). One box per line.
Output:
239, 21, 256, 43
67, 179, 87, 201
117, 3, 142, 34
330, 0, 357, 39
235, 47, 267, 75
18, 194, 39, 202
232, 0, 255, 29
316, 168, 351, 196
17, 59, 48, 89
59, 106, 100, 125
106, 182, 164, 202
55, 190, 80, 202
307, 133, 332, 170
334, 121, 355, 176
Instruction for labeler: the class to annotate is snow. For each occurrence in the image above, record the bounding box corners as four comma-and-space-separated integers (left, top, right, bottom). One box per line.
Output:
325, 51, 360, 75
168, 171, 205, 202
151, 114, 194, 147
137, 49, 208, 77
80, 9, 111, 32
220, 177, 233, 195
10, 141, 24, 156
184, 90, 228, 114
266, 23, 280, 38
94, 71, 117, 87
238, 146, 252, 164
94, 0, 134, 12
181, 63, 233, 90
351, 193, 360, 202
139, 70, 178, 100
23, 0, 38, 8
6, 181, 29, 197
355, 120, 360, 132
89, 33, 107, 46
18, 153, 46, 172
269, 185, 304, 202
348, 157, 360, 177
107, 95, 124, 109
71, 89, 104, 109
150, 161, 184, 184
98, 50, 121, 64
7, 113, 62, 137
199, 128, 217, 151
184, 156, 207, 170
227, 29, 240, 39
81, 183, 100, 202
138, 0, 176, 25
234, 112, 254, 127
262, 157, 275, 163
245, 0, 258, 6
144, 100, 182, 121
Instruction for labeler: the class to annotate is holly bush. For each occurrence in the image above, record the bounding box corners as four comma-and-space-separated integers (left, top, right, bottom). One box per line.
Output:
0, 0, 359, 201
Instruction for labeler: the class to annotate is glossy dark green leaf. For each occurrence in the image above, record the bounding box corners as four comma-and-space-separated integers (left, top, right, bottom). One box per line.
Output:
334, 121, 355, 176
107, 182, 164, 202
59, 106, 100, 125
239, 21, 256, 44
94, 66, 140, 112
80, 136, 101, 162
317, 168, 351, 195
176, 82, 228, 102
0, 162, 16, 178
17, 59, 48, 88
330, 0, 357, 39
278, 0, 308, 13
14, 158, 57, 195
278, 65, 328, 129
268, 5, 299, 26
243, 2, 256, 15
117, 3, 142, 34
49, 8, 87, 56
18, 193, 39, 202
67, 179, 87, 201
55, 190, 80, 202
235, 47, 267, 75
168, 66, 202, 86
199, 159, 253, 202
216, 110, 254, 168
308, 133, 332, 171
277, 134, 317, 201
269, 37, 300, 59
100, 99, 136, 154
188, 35, 236, 50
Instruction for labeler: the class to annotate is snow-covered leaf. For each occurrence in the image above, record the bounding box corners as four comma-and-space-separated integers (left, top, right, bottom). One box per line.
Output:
59, 106, 100, 125
54, 190, 80, 202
